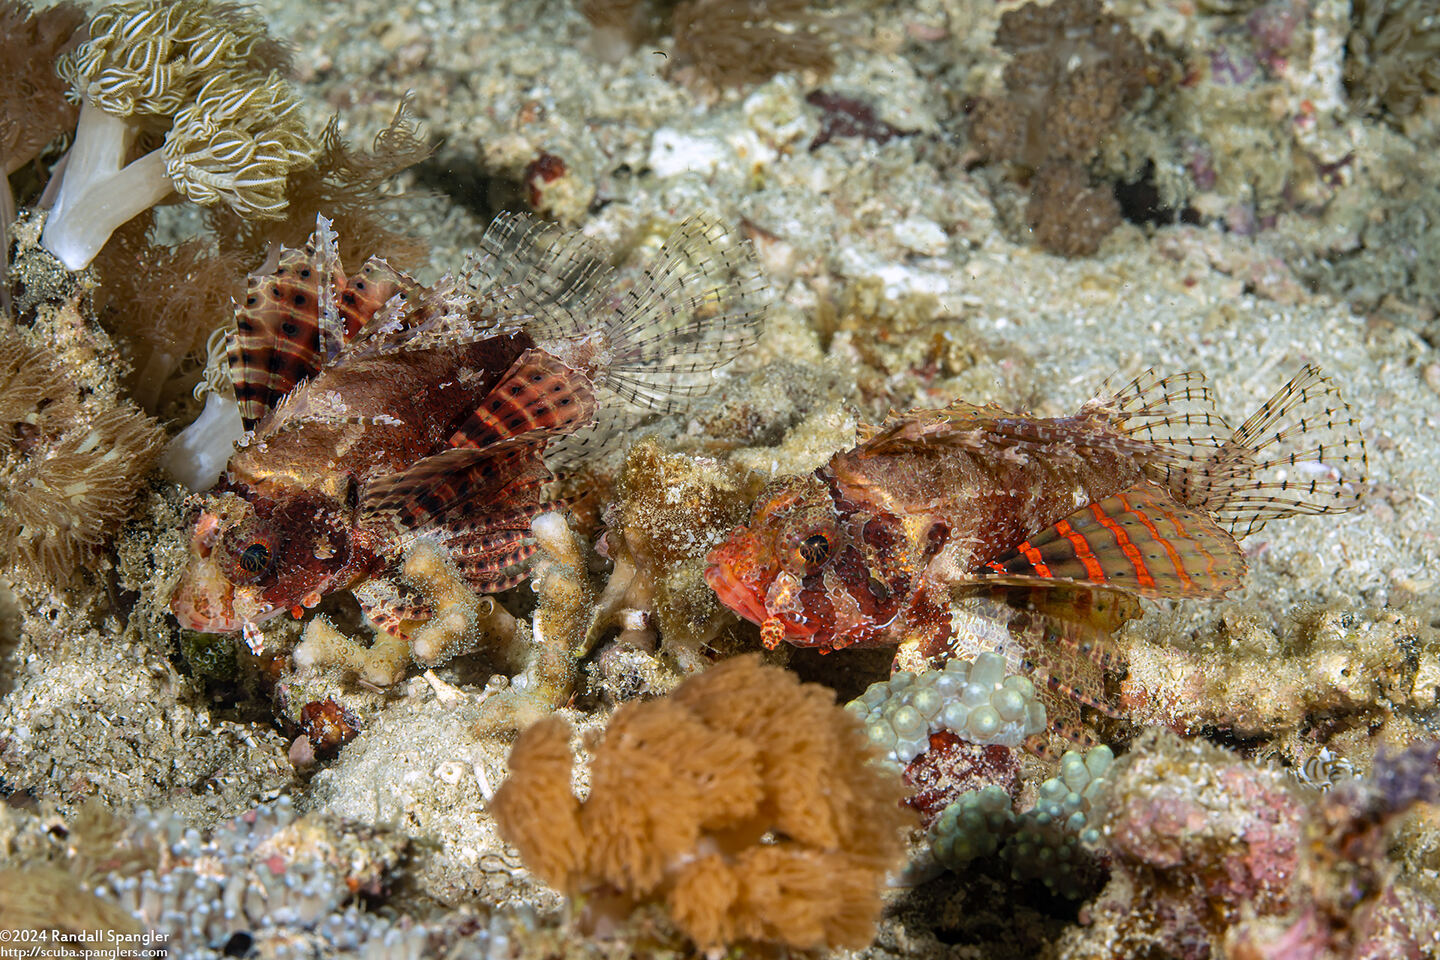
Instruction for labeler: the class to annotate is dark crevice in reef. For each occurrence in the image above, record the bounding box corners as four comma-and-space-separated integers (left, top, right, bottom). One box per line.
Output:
1115, 161, 1200, 227
412, 148, 530, 223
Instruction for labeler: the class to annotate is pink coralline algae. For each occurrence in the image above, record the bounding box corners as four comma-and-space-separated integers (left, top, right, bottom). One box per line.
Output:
1059, 733, 1440, 960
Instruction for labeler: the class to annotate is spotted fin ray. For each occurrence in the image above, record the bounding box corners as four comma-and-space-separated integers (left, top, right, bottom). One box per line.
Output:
448, 348, 597, 450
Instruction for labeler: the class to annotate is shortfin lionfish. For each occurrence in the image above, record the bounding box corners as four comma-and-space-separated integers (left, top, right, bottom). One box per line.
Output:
171, 213, 761, 638
705, 367, 1367, 719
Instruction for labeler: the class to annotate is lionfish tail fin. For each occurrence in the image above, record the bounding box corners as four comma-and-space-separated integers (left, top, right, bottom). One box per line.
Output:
583, 216, 764, 412
1152, 364, 1367, 537
465, 211, 613, 334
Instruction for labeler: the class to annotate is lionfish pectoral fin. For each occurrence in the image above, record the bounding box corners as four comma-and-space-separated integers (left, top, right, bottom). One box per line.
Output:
337, 257, 421, 343
447, 348, 598, 450
438, 502, 565, 593
359, 439, 551, 537
230, 221, 343, 430
976, 482, 1247, 600
353, 578, 429, 639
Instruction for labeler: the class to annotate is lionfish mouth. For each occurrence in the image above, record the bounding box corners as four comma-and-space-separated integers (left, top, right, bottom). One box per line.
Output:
169, 552, 283, 635
170, 572, 241, 633
704, 533, 772, 628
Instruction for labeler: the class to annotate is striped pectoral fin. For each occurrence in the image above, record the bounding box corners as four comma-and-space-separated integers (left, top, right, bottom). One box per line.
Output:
359, 439, 551, 537
447, 348, 598, 451
353, 578, 430, 639
980, 483, 1246, 599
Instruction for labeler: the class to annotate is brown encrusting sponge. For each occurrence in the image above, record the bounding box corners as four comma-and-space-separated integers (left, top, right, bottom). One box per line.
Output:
969, 0, 1159, 256
491, 654, 914, 951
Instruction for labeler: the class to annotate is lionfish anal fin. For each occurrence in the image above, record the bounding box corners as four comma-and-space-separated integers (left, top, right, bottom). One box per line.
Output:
353, 578, 430, 639
447, 348, 598, 450
977, 481, 1247, 599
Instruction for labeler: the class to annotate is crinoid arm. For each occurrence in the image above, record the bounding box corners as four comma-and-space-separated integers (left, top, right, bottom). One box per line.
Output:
971, 481, 1247, 600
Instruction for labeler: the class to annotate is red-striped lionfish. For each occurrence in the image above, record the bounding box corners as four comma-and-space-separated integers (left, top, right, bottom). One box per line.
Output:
171, 213, 760, 639
705, 368, 1366, 708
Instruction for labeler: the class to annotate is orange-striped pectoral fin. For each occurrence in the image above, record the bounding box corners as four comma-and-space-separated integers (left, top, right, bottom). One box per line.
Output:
981, 482, 1246, 599
447, 348, 598, 450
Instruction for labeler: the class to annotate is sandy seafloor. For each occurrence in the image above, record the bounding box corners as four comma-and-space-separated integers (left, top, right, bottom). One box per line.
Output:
2, 0, 1440, 957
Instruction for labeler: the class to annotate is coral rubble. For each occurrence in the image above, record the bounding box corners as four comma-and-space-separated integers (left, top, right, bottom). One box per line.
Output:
969, 0, 1160, 255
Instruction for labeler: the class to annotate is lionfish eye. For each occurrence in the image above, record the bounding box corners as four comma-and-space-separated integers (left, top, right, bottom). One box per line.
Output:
239, 541, 272, 574
798, 533, 831, 567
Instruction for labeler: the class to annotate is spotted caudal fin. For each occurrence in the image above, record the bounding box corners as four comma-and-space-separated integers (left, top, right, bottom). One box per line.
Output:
976, 481, 1247, 599
447, 348, 597, 450
583, 216, 764, 411
1093, 365, 1368, 538
1157, 366, 1366, 537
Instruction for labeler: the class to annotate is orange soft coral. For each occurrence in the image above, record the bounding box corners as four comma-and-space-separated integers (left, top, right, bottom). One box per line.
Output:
491, 654, 914, 952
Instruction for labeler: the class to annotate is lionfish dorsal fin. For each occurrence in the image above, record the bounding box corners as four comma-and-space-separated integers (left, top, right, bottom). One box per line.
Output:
976, 481, 1247, 599
447, 348, 597, 450
337, 257, 420, 341
230, 218, 344, 430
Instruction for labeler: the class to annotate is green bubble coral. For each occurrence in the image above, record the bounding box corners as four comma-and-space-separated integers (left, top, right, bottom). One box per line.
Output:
40, 0, 316, 270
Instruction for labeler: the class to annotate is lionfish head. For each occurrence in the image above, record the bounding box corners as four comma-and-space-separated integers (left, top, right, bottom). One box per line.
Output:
170, 491, 350, 634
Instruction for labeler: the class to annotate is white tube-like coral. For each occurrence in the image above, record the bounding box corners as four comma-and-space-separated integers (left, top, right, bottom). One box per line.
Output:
41, 101, 175, 270
160, 391, 245, 492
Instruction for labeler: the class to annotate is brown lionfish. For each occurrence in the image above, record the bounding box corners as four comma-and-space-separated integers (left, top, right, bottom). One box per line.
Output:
171, 213, 760, 640
705, 368, 1366, 707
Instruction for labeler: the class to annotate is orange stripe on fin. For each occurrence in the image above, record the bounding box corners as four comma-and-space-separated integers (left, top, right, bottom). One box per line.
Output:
1056, 518, 1107, 583
1018, 540, 1053, 578
1097, 497, 1159, 589
980, 482, 1245, 599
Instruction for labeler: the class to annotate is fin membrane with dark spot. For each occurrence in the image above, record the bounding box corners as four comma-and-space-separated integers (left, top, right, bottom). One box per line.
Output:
448, 348, 598, 449
360, 439, 551, 537
230, 242, 335, 430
